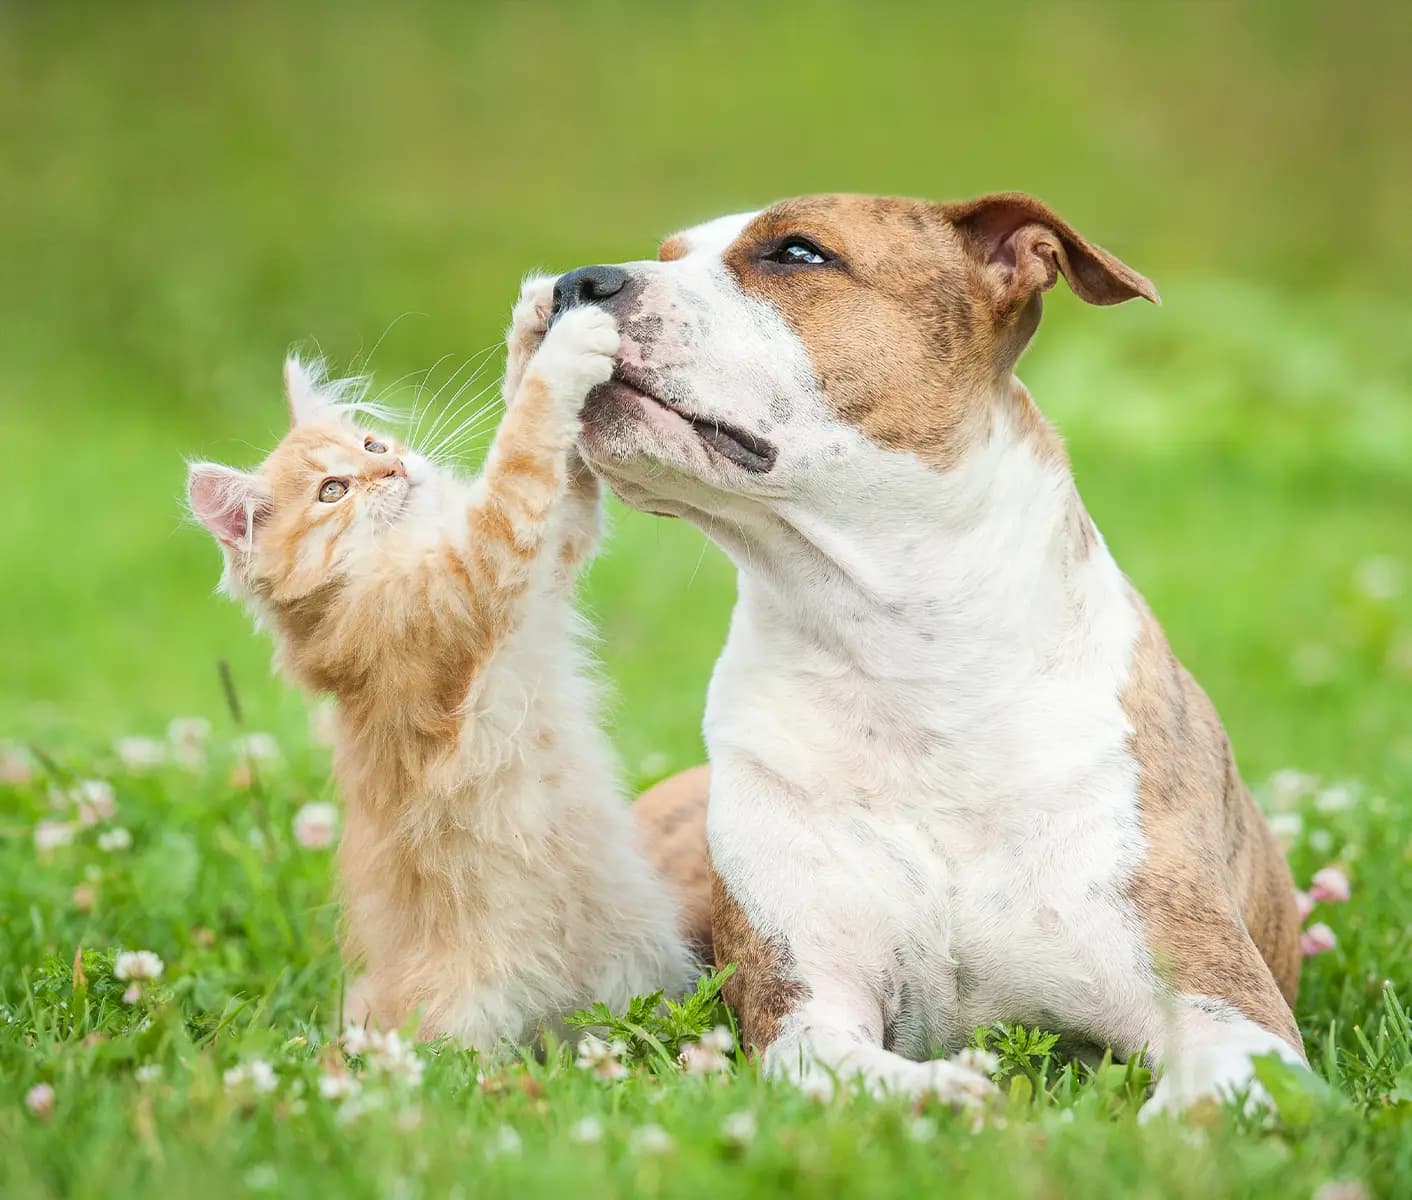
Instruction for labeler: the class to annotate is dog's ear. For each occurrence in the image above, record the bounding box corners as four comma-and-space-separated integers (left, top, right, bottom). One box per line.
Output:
944, 193, 1159, 316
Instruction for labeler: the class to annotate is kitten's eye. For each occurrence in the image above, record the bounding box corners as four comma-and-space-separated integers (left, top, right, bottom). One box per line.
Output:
364, 436, 388, 454
763, 237, 829, 267
318, 479, 349, 503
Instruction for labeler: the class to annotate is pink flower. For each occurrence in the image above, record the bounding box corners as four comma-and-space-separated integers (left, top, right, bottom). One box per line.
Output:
1300, 923, 1337, 957
1295, 890, 1315, 921
1309, 867, 1351, 905
293, 803, 338, 850
25, 1083, 55, 1119
0, 743, 33, 785
73, 779, 116, 826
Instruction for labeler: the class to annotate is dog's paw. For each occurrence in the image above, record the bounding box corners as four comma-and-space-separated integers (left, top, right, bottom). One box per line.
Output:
1138, 1058, 1273, 1123
528, 305, 619, 423
917, 1056, 998, 1107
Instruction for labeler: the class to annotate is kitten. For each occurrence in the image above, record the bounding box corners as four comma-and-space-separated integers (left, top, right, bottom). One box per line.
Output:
187, 286, 702, 1051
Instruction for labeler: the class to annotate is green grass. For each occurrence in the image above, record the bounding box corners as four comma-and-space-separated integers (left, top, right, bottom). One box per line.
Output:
2, 2, 1410, 1196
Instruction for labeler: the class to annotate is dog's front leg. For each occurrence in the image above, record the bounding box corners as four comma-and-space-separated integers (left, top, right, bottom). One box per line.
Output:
708, 760, 992, 1103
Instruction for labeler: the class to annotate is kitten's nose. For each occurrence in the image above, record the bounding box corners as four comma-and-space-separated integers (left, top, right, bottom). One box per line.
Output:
385, 460, 407, 479
552, 265, 628, 318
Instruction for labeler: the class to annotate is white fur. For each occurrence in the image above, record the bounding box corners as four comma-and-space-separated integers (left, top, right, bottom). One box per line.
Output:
580, 218, 1289, 1110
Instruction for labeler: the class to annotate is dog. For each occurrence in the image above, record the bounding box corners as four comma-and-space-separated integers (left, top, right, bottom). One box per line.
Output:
564, 192, 1305, 1116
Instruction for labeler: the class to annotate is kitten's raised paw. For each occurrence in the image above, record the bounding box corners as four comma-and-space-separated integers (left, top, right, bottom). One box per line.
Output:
529, 305, 620, 423
508, 274, 556, 348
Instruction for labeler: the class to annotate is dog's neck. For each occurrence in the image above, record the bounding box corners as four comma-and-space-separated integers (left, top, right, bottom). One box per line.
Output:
707, 387, 1134, 698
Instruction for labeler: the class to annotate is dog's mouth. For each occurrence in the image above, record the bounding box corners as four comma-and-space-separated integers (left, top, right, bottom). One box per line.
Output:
609, 364, 777, 474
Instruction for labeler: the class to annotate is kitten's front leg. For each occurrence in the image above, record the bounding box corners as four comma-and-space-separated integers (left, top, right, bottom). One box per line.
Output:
461, 304, 618, 602
502, 273, 556, 403
503, 274, 603, 584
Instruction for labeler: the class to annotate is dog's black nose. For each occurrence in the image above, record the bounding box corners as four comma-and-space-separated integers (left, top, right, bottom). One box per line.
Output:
552, 265, 628, 316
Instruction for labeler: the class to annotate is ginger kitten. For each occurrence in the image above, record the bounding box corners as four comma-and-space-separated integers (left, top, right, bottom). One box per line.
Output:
187, 288, 697, 1051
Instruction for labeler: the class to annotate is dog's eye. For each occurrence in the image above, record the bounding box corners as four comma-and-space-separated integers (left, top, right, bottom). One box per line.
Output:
318, 479, 349, 503
364, 436, 388, 454
764, 238, 828, 267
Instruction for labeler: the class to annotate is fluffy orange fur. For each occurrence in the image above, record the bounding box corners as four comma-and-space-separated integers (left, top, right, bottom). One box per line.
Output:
187, 295, 694, 1049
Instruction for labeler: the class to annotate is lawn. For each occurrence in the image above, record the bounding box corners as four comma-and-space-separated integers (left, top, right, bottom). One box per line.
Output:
2, 2, 1409, 1197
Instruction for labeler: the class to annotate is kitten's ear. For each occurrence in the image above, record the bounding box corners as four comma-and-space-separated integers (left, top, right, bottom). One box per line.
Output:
283, 355, 327, 426
187, 463, 270, 551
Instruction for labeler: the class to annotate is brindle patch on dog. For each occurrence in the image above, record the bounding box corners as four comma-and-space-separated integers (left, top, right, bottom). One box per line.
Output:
1120, 592, 1303, 1052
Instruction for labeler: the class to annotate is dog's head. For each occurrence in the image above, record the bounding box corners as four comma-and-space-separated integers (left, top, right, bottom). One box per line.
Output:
569, 194, 1156, 519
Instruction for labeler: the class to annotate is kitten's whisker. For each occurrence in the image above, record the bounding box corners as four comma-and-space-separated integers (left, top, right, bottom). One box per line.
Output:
412, 349, 495, 447
417, 356, 499, 451
408, 354, 458, 446
420, 382, 502, 460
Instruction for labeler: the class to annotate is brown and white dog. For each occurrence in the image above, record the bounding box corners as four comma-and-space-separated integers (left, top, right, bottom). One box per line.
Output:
560, 193, 1305, 1115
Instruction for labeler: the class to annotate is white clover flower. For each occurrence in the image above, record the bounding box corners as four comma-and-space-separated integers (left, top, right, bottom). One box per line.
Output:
490, 1125, 523, 1157
167, 717, 212, 747
1, 743, 34, 786
72, 779, 116, 826
115, 736, 168, 771
237, 733, 282, 764
630, 1124, 673, 1156
679, 1042, 730, 1074
1266, 769, 1318, 809
341, 1023, 373, 1056
318, 1072, 360, 1101
134, 1064, 162, 1084
576, 1033, 629, 1081
293, 803, 339, 850
34, 820, 75, 853
309, 702, 339, 749
385, 1054, 425, 1088
25, 1082, 55, 1118
114, 950, 164, 981
568, 1116, 604, 1144
699, 1025, 734, 1054
249, 1060, 278, 1094
98, 827, 133, 853
1267, 812, 1303, 843
243, 1165, 278, 1192
906, 1115, 938, 1143
122, 983, 142, 1005
1353, 555, 1402, 602
1314, 783, 1357, 813
1309, 828, 1335, 854
72, 882, 97, 913
1313, 1182, 1368, 1200
720, 1110, 757, 1147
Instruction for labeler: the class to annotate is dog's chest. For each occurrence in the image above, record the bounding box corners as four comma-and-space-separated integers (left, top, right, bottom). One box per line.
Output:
709, 631, 1153, 1054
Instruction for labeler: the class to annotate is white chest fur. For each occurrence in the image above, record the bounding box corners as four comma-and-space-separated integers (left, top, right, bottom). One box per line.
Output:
703, 424, 1164, 1057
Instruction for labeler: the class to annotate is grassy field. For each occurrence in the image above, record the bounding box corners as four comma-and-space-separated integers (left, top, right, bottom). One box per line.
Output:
2, 2, 1410, 1196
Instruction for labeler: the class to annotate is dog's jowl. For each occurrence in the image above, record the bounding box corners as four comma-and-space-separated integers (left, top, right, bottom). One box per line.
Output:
571, 193, 1304, 1116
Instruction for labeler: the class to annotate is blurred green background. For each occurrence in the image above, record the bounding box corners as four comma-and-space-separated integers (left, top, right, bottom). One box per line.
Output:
3, 0, 1408, 789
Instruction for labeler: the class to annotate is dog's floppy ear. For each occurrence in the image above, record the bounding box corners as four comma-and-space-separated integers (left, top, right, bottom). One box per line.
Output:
944, 193, 1159, 315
